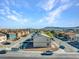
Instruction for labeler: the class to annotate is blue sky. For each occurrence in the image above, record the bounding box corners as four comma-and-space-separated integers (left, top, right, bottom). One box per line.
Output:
0, 0, 79, 28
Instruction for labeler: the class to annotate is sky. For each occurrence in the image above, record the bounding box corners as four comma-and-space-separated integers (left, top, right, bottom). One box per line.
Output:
0, 0, 79, 29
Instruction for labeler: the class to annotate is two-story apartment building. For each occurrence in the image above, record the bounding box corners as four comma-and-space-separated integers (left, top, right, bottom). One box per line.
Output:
0, 33, 7, 43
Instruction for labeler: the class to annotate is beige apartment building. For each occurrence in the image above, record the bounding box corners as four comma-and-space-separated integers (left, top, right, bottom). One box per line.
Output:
16, 30, 30, 39
65, 32, 76, 41
0, 33, 7, 43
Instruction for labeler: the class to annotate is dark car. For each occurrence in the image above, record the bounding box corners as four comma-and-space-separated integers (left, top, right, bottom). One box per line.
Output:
2, 42, 11, 45
77, 51, 79, 52
59, 45, 65, 49
41, 50, 53, 55
0, 50, 7, 54
68, 41, 79, 49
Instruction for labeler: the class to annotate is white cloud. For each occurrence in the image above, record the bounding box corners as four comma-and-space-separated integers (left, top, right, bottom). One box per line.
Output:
6, 14, 30, 25
7, 15, 18, 21
47, 4, 72, 24
11, 10, 22, 17
38, 1, 72, 25
0, 0, 30, 25
0, 0, 75, 28
49, 4, 71, 16
40, 0, 58, 11
39, 0, 70, 11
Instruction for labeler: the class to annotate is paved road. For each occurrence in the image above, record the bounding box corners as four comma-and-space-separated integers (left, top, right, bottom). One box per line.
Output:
0, 51, 79, 59
53, 37, 78, 52
0, 57, 78, 59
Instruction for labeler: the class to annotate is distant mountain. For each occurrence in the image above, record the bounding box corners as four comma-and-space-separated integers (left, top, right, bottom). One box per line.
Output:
42, 27, 63, 30
44, 27, 63, 29
75, 26, 79, 28
42, 26, 79, 30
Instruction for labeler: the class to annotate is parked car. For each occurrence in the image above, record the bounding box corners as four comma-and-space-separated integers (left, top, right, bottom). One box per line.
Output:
41, 50, 53, 55
59, 45, 65, 49
68, 41, 79, 49
77, 51, 79, 52
0, 50, 7, 54
2, 42, 11, 45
